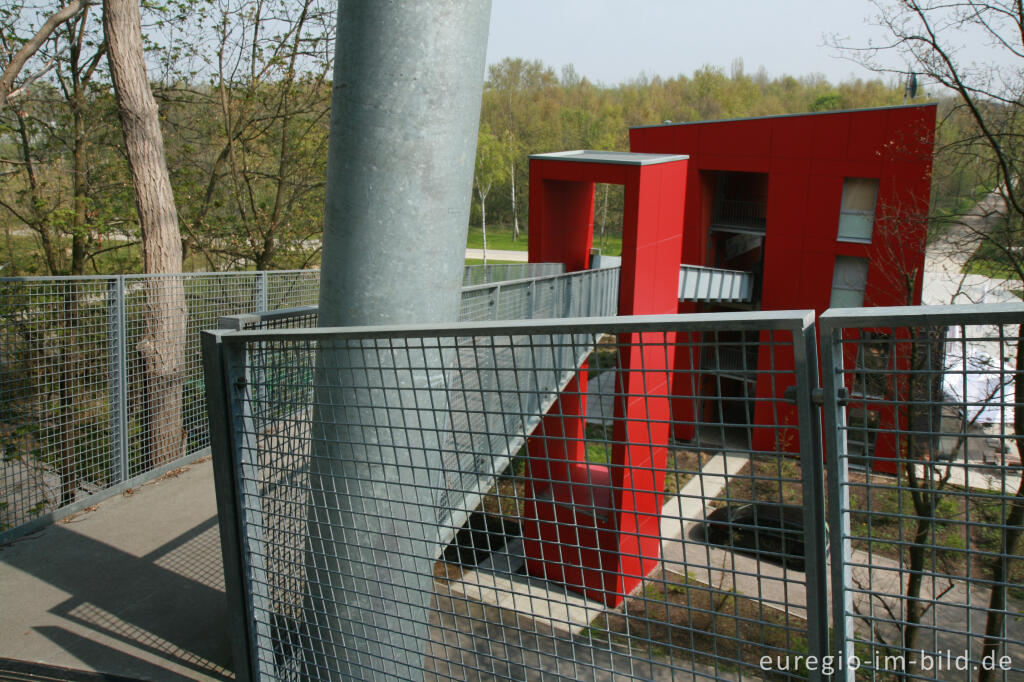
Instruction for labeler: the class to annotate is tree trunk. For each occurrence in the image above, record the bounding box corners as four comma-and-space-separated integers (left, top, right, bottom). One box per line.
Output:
978, 324, 1024, 682
71, 85, 88, 276
479, 188, 488, 265
104, 0, 186, 468
900, 338, 935, 679
510, 159, 519, 240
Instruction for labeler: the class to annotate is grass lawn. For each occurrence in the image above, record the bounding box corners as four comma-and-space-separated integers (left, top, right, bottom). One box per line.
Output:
463, 258, 522, 265
467, 224, 623, 257
962, 257, 1023, 281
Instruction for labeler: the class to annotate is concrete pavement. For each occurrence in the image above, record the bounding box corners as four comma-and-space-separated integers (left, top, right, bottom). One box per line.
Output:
0, 458, 233, 681
464, 248, 528, 262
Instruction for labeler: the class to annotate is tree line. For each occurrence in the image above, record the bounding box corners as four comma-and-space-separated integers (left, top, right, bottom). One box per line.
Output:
2, 0, 991, 276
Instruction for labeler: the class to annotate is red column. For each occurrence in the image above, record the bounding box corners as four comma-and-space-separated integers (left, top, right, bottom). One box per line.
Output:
522, 154, 686, 606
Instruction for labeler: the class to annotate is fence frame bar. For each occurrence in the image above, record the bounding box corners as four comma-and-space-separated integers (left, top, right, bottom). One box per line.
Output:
820, 302, 1024, 681
201, 329, 255, 682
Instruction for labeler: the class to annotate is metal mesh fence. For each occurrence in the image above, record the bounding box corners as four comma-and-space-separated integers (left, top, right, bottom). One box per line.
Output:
0, 263, 579, 540
0, 277, 118, 531
822, 305, 1024, 681
0, 270, 320, 537
462, 262, 564, 287
205, 311, 829, 681
268, 271, 321, 312
221, 268, 622, 332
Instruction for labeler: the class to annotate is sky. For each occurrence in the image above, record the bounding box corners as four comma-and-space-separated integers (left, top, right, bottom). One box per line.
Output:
485, 0, 905, 86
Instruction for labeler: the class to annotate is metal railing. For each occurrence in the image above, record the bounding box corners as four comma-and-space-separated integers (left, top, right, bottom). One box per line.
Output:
462, 262, 563, 286
0, 263, 566, 541
822, 305, 1024, 681
0, 270, 318, 538
712, 199, 767, 230
204, 302, 1024, 681
219, 267, 619, 332
678, 264, 755, 303
204, 310, 828, 681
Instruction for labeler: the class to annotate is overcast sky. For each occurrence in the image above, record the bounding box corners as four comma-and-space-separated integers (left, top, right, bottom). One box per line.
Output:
485, 0, 904, 85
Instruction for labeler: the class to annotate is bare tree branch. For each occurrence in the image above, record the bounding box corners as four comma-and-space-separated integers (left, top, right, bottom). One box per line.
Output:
0, 0, 91, 110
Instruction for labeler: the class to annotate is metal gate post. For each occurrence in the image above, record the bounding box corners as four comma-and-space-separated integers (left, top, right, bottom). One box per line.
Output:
201, 330, 259, 682
790, 312, 830, 681
258, 271, 268, 312
820, 318, 859, 681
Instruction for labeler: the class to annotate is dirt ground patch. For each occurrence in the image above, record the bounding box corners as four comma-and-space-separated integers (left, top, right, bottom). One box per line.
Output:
586, 568, 809, 680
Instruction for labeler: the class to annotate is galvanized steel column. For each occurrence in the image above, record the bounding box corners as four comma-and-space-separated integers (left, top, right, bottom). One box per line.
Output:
307, 2, 490, 680
318, 0, 490, 327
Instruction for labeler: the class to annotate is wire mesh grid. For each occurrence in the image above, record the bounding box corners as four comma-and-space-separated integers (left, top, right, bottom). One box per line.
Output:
224, 269, 621, 334
123, 273, 253, 478
458, 270, 620, 324
0, 277, 118, 530
0, 265, 567, 538
207, 311, 829, 681
462, 263, 565, 287
822, 306, 1024, 681
268, 271, 322, 312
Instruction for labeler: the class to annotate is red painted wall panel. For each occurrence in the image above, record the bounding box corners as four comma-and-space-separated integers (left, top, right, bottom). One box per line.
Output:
631, 104, 937, 464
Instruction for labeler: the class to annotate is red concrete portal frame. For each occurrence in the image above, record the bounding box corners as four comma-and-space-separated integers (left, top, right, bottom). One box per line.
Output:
522, 151, 687, 607
629, 105, 936, 470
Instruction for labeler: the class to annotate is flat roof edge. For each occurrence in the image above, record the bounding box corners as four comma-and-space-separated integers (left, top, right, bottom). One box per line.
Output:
630, 102, 938, 131
529, 149, 689, 166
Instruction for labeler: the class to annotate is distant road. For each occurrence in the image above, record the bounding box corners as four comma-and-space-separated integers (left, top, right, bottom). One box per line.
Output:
922, 190, 1021, 305
464, 248, 528, 262
924, 190, 1006, 277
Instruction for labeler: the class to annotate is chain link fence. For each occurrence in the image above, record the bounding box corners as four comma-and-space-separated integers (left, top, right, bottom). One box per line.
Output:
0, 264, 560, 540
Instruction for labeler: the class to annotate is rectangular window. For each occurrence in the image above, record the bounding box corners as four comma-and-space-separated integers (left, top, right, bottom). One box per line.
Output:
837, 177, 879, 242
830, 255, 870, 307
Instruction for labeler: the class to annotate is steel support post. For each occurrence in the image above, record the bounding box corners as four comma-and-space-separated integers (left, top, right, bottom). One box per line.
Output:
107, 276, 128, 484
201, 331, 258, 682
792, 317, 830, 682
821, 320, 856, 681
309, 2, 491, 679
258, 271, 268, 312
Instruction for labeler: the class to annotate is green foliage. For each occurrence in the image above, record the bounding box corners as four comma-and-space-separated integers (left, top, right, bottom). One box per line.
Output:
465, 224, 623, 256
1, 17, 913, 276
476, 57, 907, 247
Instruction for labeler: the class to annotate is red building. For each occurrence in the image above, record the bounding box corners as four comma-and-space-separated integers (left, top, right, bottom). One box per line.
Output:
629, 104, 936, 459
522, 106, 936, 606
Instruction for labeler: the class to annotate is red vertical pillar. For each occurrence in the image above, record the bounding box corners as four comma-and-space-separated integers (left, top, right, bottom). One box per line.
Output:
522, 152, 687, 607
523, 163, 595, 536
603, 162, 685, 600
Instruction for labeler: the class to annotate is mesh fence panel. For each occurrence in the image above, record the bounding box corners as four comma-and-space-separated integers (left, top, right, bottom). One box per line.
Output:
123, 273, 264, 477
0, 270, 322, 536
0, 263, 590, 538
0, 277, 118, 531
226, 269, 621, 332
208, 312, 828, 681
267, 271, 320, 311
462, 263, 564, 287
823, 306, 1024, 681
